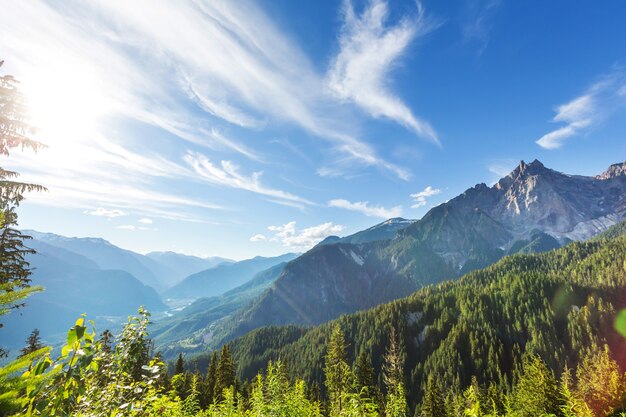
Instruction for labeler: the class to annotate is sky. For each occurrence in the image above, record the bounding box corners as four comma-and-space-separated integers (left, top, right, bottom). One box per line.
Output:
1, 0, 626, 260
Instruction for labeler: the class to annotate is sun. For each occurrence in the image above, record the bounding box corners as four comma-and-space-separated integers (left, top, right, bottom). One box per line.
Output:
21, 60, 110, 146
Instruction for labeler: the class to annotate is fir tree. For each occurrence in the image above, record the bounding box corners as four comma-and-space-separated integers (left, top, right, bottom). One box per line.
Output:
203, 350, 218, 406
175, 352, 185, 375
18, 328, 43, 358
355, 350, 376, 397
214, 344, 236, 401
324, 324, 352, 415
511, 355, 560, 417
383, 326, 407, 417
575, 344, 625, 417
0, 60, 45, 357
420, 375, 445, 417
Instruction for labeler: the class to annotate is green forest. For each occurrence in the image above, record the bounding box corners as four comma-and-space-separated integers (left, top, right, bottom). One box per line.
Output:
3, 200, 626, 415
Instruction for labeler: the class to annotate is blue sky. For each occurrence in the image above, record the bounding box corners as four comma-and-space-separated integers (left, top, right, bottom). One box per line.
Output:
1, 0, 626, 260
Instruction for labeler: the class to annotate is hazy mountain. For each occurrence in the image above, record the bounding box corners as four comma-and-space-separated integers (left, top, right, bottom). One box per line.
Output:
201, 160, 626, 348
146, 251, 234, 286
25, 230, 175, 291
165, 253, 299, 299
151, 262, 288, 357
2, 243, 166, 352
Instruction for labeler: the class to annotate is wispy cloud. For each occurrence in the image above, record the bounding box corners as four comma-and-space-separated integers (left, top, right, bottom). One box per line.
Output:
138, 218, 153, 224
537, 69, 626, 149
84, 208, 125, 218
328, 199, 402, 219
184, 152, 313, 206
327, 0, 439, 143
460, 0, 502, 55
410, 186, 441, 208
265, 221, 344, 249
0, 0, 439, 230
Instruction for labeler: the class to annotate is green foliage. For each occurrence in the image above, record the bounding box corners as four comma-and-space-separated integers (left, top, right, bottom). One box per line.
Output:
510, 355, 560, 417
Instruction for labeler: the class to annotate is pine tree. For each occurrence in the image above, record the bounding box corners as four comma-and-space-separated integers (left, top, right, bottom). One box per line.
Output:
0, 60, 45, 357
355, 350, 376, 397
214, 344, 236, 401
203, 350, 218, 406
175, 352, 185, 375
18, 328, 43, 358
324, 324, 353, 415
383, 326, 404, 390
511, 355, 560, 417
383, 326, 407, 417
421, 375, 445, 417
575, 344, 625, 417
560, 365, 591, 417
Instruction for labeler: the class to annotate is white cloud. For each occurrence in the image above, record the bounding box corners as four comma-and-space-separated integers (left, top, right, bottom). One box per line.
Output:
116, 225, 136, 231
138, 218, 153, 224
265, 221, 344, 249
537, 70, 626, 149
249, 234, 267, 242
327, 0, 438, 143
84, 207, 125, 218
328, 199, 402, 219
184, 152, 313, 206
410, 186, 441, 208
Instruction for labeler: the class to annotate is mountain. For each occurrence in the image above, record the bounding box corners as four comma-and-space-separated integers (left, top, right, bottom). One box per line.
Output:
165, 253, 299, 299
146, 251, 234, 286
192, 221, 626, 408
151, 262, 288, 357
199, 160, 626, 348
1, 241, 166, 352
25, 230, 175, 291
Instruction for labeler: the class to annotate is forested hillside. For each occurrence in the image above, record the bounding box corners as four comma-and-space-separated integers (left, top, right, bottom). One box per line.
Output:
202, 160, 626, 351
191, 222, 626, 413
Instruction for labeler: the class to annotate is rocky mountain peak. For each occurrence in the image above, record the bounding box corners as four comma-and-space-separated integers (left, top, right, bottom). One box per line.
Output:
495, 159, 549, 191
596, 161, 626, 180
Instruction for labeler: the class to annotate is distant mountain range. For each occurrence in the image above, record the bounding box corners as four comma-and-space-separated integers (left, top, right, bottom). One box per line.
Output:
1, 238, 166, 352
196, 160, 626, 349
2, 231, 278, 354
146, 252, 234, 285
6, 160, 625, 360
164, 253, 299, 299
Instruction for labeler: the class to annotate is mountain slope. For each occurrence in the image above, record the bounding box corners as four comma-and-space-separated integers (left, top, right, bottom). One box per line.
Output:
201, 160, 626, 348
204, 221, 626, 405
2, 245, 166, 352
146, 251, 234, 286
152, 262, 288, 357
165, 253, 299, 299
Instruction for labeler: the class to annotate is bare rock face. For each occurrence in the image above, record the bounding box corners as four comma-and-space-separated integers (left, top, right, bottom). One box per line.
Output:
596, 161, 626, 180
489, 159, 626, 240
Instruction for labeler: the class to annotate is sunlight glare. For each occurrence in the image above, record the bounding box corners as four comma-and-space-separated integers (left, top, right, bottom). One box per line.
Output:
22, 61, 110, 147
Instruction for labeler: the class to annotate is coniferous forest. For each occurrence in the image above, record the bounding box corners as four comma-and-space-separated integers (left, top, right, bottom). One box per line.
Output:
3, 1, 626, 416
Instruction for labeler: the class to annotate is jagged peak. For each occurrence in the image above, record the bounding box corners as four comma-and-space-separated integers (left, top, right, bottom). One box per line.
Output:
596, 161, 626, 180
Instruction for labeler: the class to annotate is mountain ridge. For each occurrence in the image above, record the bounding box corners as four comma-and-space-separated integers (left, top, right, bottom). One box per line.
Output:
191, 159, 626, 350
